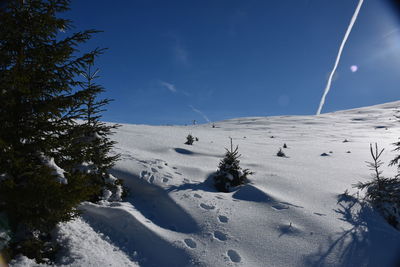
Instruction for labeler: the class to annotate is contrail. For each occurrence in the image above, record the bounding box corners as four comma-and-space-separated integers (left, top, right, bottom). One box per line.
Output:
189, 105, 210, 123
316, 0, 364, 115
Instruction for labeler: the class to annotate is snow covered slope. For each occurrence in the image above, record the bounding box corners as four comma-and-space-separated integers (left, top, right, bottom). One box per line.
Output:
14, 101, 400, 267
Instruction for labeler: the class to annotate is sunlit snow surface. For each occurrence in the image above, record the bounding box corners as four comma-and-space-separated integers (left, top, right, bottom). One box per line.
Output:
11, 101, 400, 266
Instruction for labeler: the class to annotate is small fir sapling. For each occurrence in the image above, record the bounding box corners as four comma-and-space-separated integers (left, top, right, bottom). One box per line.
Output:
74, 62, 124, 202
355, 143, 400, 229
185, 134, 195, 145
214, 138, 253, 192
277, 148, 286, 157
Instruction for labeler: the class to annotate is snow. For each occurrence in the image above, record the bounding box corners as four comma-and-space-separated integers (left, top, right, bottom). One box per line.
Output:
74, 162, 96, 174
41, 155, 68, 184
9, 217, 137, 267
10, 101, 400, 266
102, 189, 112, 201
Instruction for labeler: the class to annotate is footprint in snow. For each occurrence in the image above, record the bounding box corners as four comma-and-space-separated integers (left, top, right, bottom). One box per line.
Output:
218, 215, 229, 223
151, 167, 158, 173
175, 172, 182, 175
227, 249, 241, 263
184, 238, 197, 249
149, 175, 154, 183
194, 193, 202, 199
200, 203, 215, 210
214, 231, 228, 241
172, 166, 178, 170
162, 178, 169, 183
140, 170, 148, 178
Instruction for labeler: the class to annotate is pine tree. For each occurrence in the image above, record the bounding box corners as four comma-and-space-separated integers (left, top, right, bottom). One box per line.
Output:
390, 113, 400, 173
72, 62, 123, 202
0, 0, 109, 261
277, 148, 286, 157
185, 134, 195, 145
355, 143, 400, 229
214, 139, 253, 192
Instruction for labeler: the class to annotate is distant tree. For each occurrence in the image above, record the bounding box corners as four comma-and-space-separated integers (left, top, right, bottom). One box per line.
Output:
390, 114, 400, 173
283, 143, 288, 149
185, 134, 195, 145
0, 0, 112, 262
277, 148, 286, 157
214, 138, 253, 192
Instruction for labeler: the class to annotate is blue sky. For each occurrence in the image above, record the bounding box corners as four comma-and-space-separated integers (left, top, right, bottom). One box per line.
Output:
66, 0, 400, 125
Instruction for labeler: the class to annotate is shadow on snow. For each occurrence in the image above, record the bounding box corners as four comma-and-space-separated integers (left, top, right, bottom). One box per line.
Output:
110, 168, 199, 234
304, 194, 400, 267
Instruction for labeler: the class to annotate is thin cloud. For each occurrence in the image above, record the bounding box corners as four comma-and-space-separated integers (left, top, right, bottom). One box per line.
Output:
160, 81, 177, 93
173, 42, 190, 66
382, 28, 400, 39
189, 105, 210, 123
164, 32, 191, 67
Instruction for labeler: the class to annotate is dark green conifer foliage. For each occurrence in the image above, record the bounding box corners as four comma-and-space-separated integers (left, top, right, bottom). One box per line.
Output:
72, 62, 122, 201
390, 114, 400, 173
277, 148, 286, 157
0, 0, 111, 261
355, 143, 400, 229
185, 134, 195, 145
214, 139, 253, 192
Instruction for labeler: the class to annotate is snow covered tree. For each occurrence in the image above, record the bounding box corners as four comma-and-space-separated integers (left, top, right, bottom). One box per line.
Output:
0, 0, 111, 261
214, 139, 253, 192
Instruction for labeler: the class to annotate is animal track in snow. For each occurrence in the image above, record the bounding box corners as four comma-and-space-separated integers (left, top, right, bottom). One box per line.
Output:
149, 175, 155, 183
200, 203, 215, 210
140, 170, 149, 178
194, 193, 202, 198
151, 167, 158, 173
218, 215, 229, 223
227, 249, 241, 263
184, 238, 197, 249
214, 231, 228, 241
162, 178, 169, 183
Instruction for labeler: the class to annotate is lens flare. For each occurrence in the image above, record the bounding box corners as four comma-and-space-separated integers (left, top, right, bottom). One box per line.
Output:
350, 65, 358, 72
